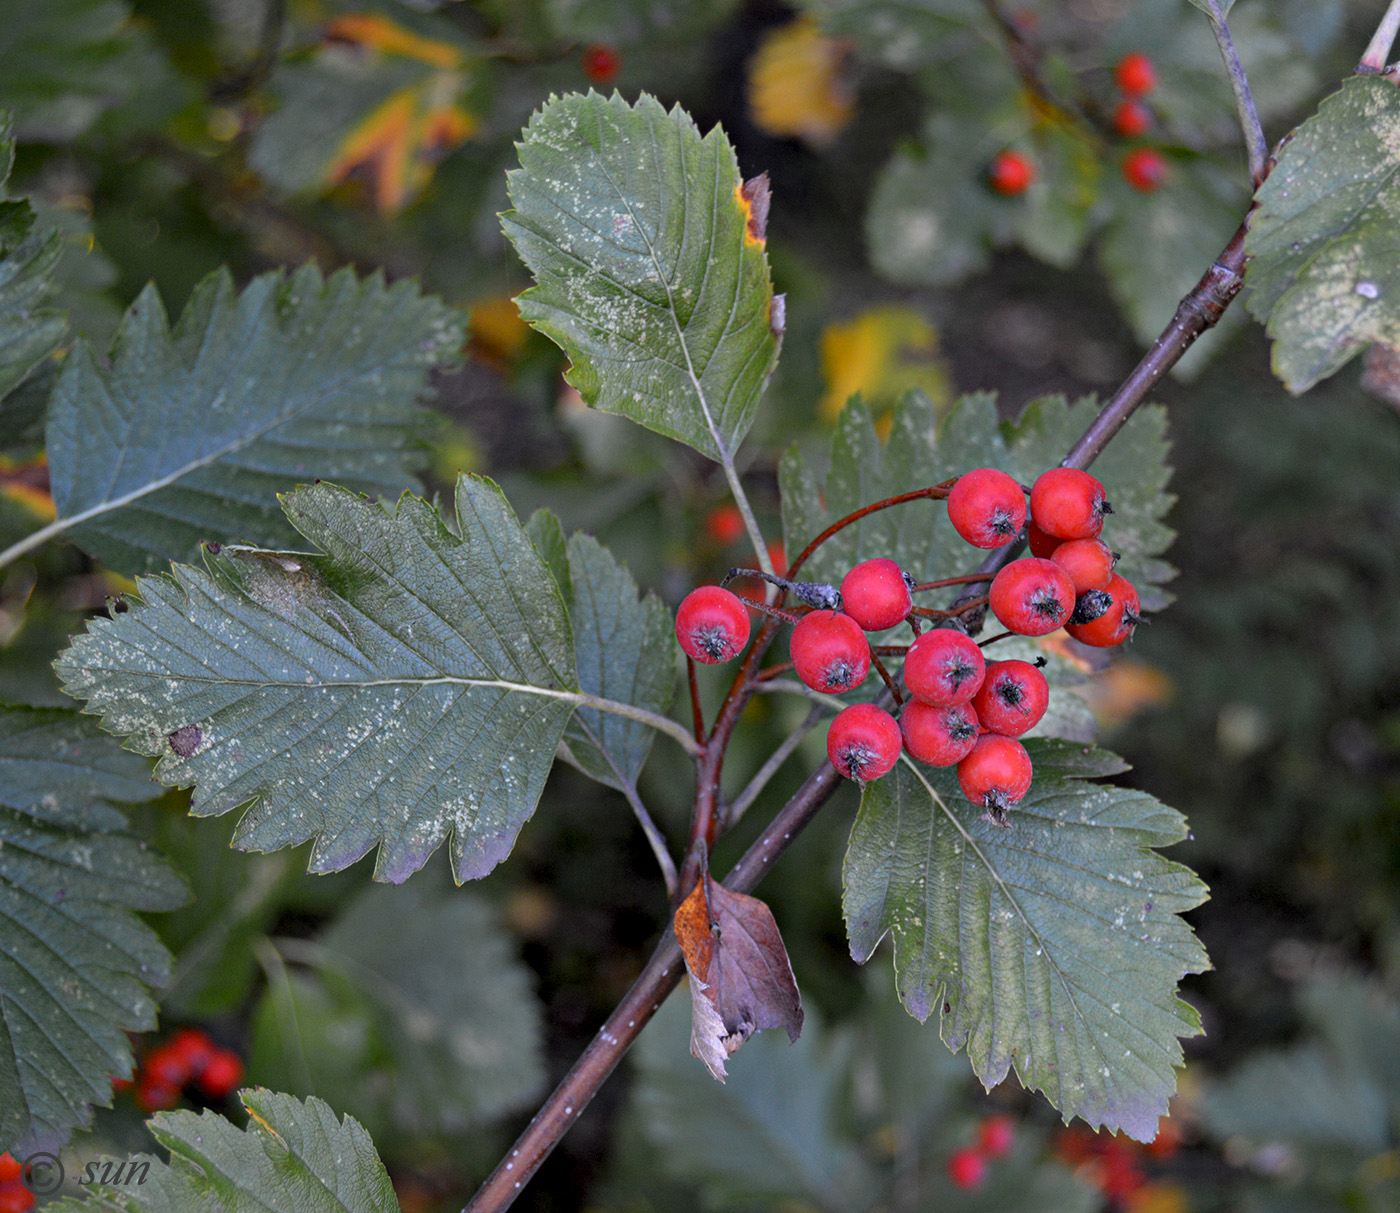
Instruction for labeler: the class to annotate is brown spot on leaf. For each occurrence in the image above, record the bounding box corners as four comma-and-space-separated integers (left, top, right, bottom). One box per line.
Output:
168, 725, 203, 758
737, 173, 771, 246
769, 292, 786, 340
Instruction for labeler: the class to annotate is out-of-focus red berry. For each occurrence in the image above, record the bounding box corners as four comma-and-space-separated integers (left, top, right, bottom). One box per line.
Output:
1114, 52, 1157, 96
704, 504, 745, 546
197, 1048, 245, 1100
582, 44, 621, 84
946, 1146, 988, 1189
167, 1027, 216, 1076
1113, 98, 1152, 137
135, 1077, 181, 1113
978, 1113, 1017, 1157
0, 1184, 34, 1213
1122, 147, 1168, 193
0, 1155, 19, 1184
988, 150, 1035, 196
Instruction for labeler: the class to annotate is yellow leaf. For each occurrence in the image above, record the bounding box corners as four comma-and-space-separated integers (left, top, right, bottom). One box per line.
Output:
748, 17, 853, 145
818, 305, 950, 423
0, 456, 55, 521
469, 295, 531, 365
326, 13, 462, 69
1125, 1182, 1192, 1213
1077, 659, 1174, 729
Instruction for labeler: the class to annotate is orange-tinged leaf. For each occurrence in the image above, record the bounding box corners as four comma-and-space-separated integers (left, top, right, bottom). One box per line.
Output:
325, 13, 462, 69
747, 17, 853, 145
469, 294, 531, 366
819, 305, 950, 422
1077, 659, 1173, 728
735, 173, 771, 247
674, 868, 803, 1081
0, 456, 54, 521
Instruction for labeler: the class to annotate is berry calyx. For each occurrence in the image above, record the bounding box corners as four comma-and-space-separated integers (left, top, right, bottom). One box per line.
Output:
901, 700, 980, 767
946, 1146, 988, 1190
1068, 588, 1113, 625
1113, 98, 1152, 137
989, 558, 1076, 636
978, 1114, 1017, 1158
957, 734, 1033, 825
827, 703, 902, 782
1122, 147, 1168, 192
947, 467, 1027, 549
1065, 573, 1141, 646
904, 629, 986, 706
1029, 468, 1111, 540
790, 609, 871, 693
197, 1047, 245, 1100
840, 558, 914, 631
988, 150, 1035, 196
971, 659, 1049, 737
675, 586, 750, 664
1050, 537, 1117, 594
582, 44, 621, 84
1114, 52, 1157, 97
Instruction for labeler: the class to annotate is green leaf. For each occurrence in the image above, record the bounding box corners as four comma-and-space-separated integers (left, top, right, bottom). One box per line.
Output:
1245, 77, 1400, 391
45, 264, 464, 575
504, 91, 781, 463
559, 533, 674, 789
545, 0, 740, 44
0, 706, 185, 1157
47, 1089, 398, 1212
54, 475, 578, 884
842, 742, 1209, 1140
0, 118, 65, 402
253, 882, 544, 1138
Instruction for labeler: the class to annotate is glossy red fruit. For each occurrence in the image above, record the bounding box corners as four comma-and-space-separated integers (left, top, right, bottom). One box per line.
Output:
1113, 98, 1152, 137
904, 629, 986, 706
582, 44, 621, 84
971, 660, 1049, 737
947, 467, 1026, 549
828, 703, 902, 781
675, 586, 750, 663
1029, 468, 1110, 540
1114, 51, 1157, 96
946, 1146, 988, 1190
989, 558, 1076, 636
901, 700, 980, 767
1065, 573, 1141, 646
957, 734, 1033, 819
197, 1048, 245, 1100
1026, 519, 1060, 558
978, 1114, 1017, 1158
1050, 537, 1116, 594
988, 150, 1035, 196
840, 558, 913, 631
1122, 147, 1168, 192
790, 609, 870, 693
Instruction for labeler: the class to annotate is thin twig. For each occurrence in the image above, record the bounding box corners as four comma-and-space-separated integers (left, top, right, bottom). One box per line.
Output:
785, 482, 957, 581
911, 573, 993, 593
1201, 0, 1267, 186
726, 704, 826, 826
1359, 0, 1400, 72
687, 657, 705, 744
869, 652, 904, 705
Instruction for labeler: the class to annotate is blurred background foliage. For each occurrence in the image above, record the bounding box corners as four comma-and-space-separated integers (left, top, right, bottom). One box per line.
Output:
2, 0, 1400, 1209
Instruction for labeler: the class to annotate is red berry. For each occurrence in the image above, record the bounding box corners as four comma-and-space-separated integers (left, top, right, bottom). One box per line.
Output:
197, 1048, 244, 1100
947, 468, 1027, 549
582, 44, 621, 84
1029, 468, 1110, 540
946, 1146, 988, 1189
957, 734, 1033, 821
904, 629, 985, 706
840, 558, 913, 631
827, 703, 902, 782
135, 1077, 181, 1113
0, 1156, 18, 1185
0, 1186, 34, 1213
1065, 573, 1140, 646
790, 610, 870, 693
978, 1114, 1017, 1158
1026, 519, 1060, 558
142, 1041, 192, 1088
971, 659, 1049, 737
1049, 537, 1116, 594
1113, 98, 1152, 137
675, 586, 750, 664
989, 558, 1076, 636
704, 504, 744, 546
901, 700, 979, 767
167, 1027, 216, 1077
988, 150, 1035, 196
1122, 147, 1168, 192
1114, 52, 1157, 97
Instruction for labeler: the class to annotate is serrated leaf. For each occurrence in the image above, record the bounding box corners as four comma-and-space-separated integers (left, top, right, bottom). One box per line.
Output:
45, 263, 463, 575
559, 532, 673, 789
54, 475, 578, 884
0, 706, 185, 1157
843, 741, 1209, 1140
254, 883, 544, 1137
1245, 78, 1400, 391
0, 117, 65, 402
504, 91, 780, 463
47, 1089, 397, 1212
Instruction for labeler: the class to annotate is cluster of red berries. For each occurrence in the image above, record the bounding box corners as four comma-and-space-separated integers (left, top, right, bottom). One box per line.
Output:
117, 1027, 244, 1112
1055, 1118, 1182, 1202
0, 1156, 33, 1213
987, 52, 1168, 197
674, 466, 1140, 825
946, 1114, 1017, 1189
